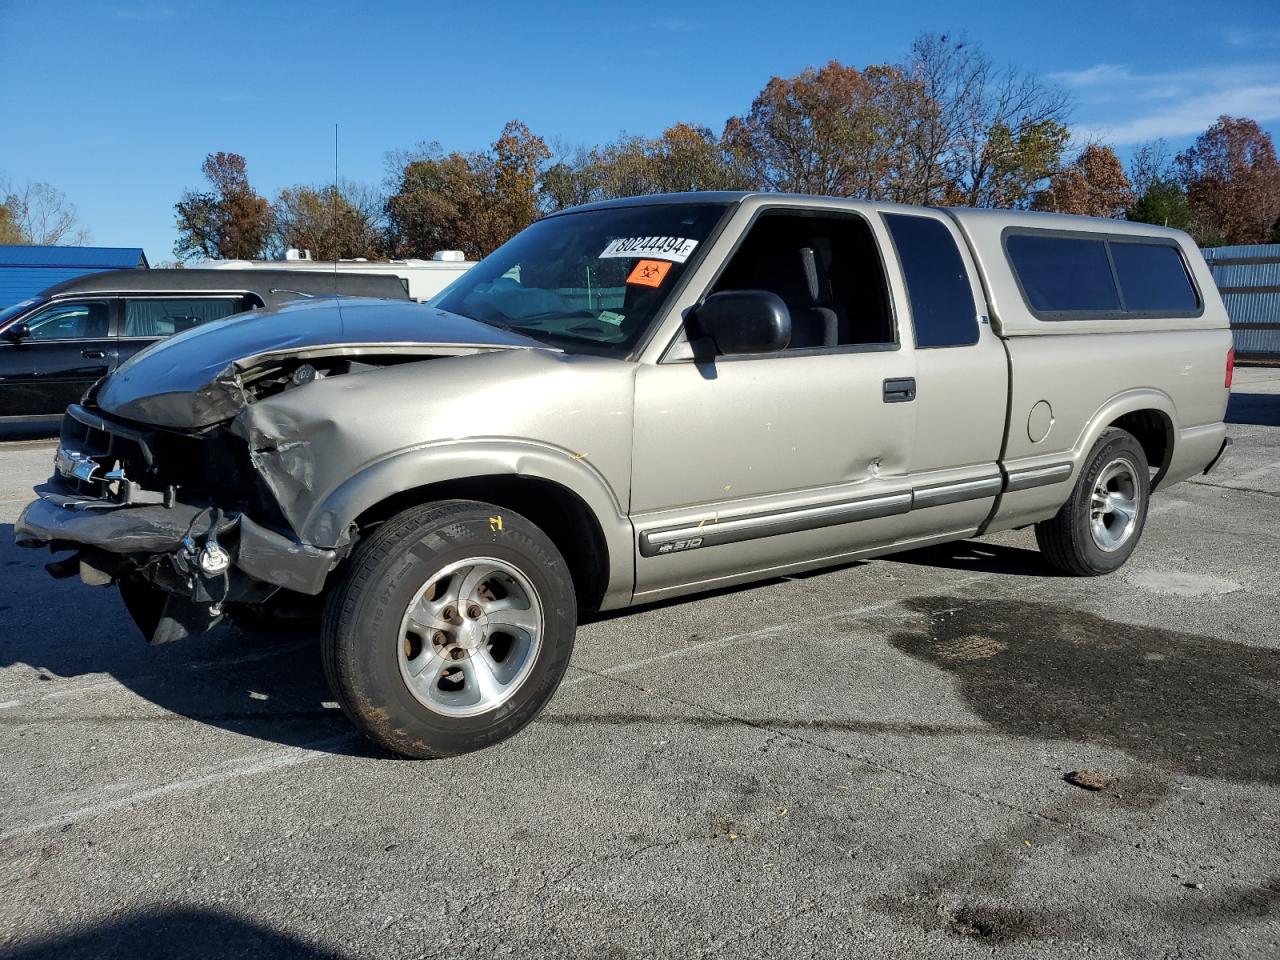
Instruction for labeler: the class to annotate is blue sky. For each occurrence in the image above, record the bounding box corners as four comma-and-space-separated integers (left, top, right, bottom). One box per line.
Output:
2, 0, 1278, 263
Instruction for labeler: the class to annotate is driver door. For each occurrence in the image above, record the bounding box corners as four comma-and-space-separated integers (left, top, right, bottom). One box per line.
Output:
0, 299, 118, 420
629, 209, 918, 602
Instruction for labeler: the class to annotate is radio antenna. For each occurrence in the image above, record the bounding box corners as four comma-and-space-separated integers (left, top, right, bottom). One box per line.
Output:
333, 122, 343, 330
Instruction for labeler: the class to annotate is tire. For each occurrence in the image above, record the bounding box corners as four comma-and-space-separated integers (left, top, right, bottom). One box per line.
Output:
321, 500, 576, 758
1035, 427, 1150, 576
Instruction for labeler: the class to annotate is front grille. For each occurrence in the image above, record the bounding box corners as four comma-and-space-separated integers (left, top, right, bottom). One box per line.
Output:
56, 404, 289, 529
58, 405, 156, 499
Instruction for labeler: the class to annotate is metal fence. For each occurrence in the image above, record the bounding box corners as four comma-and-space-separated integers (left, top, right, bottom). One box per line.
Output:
1203, 244, 1280, 360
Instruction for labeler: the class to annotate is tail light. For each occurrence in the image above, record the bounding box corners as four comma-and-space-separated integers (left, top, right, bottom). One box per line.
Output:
1225, 347, 1235, 388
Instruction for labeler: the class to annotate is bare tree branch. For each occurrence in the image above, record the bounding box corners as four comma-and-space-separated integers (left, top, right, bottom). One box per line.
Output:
0, 176, 90, 245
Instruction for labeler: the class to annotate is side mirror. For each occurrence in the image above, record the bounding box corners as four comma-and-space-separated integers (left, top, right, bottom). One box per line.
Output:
3, 322, 31, 343
691, 290, 791, 356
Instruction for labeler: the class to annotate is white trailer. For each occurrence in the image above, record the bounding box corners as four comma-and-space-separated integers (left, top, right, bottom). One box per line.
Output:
201, 251, 474, 301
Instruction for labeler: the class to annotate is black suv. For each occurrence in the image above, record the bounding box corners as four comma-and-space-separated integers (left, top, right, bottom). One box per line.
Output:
0, 268, 408, 429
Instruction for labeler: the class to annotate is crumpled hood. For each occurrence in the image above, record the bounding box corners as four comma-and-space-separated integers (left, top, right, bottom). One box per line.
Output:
95, 297, 544, 428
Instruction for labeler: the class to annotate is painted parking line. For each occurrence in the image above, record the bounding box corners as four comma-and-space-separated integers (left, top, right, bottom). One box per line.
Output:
560, 590, 966, 690
0, 574, 1002, 839
0, 496, 1207, 839
0, 734, 359, 842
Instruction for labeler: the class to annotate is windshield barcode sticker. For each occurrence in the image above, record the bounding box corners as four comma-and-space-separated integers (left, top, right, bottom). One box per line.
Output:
599, 236, 699, 263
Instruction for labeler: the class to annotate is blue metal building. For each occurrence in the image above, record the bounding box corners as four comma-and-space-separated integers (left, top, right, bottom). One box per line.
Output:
1203, 244, 1280, 360
0, 245, 148, 311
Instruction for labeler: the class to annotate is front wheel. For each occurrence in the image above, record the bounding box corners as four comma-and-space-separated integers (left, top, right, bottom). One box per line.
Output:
1035, 427, 1150, 576
322, 500, 576, 758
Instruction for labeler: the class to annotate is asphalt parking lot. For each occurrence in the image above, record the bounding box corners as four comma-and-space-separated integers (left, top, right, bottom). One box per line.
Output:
2, 369, 1278, 959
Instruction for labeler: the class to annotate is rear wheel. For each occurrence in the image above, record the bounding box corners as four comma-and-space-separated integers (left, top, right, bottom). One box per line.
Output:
321, 500, 576, 758
1035, 427, 1150, 576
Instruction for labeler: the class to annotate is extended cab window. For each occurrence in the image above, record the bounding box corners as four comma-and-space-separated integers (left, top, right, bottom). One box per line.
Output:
122, 297, 242, 338
711, 210, 893, 350
884, 213, 978, 348
1110, 242, 1199, 313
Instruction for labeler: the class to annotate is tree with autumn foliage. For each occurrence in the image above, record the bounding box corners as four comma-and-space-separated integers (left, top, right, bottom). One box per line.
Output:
489, 120, 552, 247
649, 123, 749, 193
271, 180, 386, 260
386, 121, 550, 260
0, 202, 20, 244
541, 123, 748, 211
717, 37, 1070, 208
174, 152, 273, 261
721, 60, 910, 197
1176, 116, 1280, 245
1034, 144, 1133, 218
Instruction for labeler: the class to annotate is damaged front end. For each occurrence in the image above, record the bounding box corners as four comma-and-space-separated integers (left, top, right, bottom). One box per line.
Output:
16, 402, 342, 644
14, 298, 552, 645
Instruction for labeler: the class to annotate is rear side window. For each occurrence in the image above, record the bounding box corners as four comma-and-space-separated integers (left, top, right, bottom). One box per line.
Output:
1005, 234, 1120, 314
122, 297, 241, 338
1111, 242, 1199, 313
884, 213, 978, 348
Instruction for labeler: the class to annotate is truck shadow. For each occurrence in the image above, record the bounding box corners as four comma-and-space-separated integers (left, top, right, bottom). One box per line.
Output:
7, 526, 1277, 783
1226, 390, 1280, 427
6, 906, 349, 959
884, 540, 1062, 577
0, 525, 377, 758
583, 559, 870, 624
888, 596, 1280, 786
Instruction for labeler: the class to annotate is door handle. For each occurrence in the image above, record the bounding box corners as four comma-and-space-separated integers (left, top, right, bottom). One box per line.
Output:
81, 350, 107, 359
883, 377, 916, 403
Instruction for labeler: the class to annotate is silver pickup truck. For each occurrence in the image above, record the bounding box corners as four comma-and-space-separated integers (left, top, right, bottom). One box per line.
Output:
16, 192, 1233, 758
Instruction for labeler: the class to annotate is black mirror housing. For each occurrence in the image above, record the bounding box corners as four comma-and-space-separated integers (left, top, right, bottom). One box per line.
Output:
692, 290, 791, 356
4, 322, 31, 343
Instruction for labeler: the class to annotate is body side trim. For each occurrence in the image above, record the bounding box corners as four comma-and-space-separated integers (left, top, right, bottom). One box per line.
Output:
633, 527, 979, 603
911, 474, 1003, 508
638, 471, 1005, 557
639, 491, 912, 557
1005, 462, 1073, 492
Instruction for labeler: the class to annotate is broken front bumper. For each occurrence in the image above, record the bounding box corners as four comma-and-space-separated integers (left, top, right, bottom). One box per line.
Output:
15, 402, 349, 646
16, 402, 340, 598
15, 480, 339, 596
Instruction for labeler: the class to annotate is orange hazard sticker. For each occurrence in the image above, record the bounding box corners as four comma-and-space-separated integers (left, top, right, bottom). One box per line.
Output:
626, 259, 672, 287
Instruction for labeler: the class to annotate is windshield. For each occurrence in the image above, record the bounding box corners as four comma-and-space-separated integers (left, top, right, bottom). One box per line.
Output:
435, 202, 730, 355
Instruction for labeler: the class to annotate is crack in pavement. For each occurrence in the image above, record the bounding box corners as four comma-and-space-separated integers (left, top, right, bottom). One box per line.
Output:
698, 898, 823, 958
1188, 479, 1280, 500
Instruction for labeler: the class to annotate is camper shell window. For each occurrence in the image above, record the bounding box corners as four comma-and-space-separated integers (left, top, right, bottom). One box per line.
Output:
1003, 228, 1203, 321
